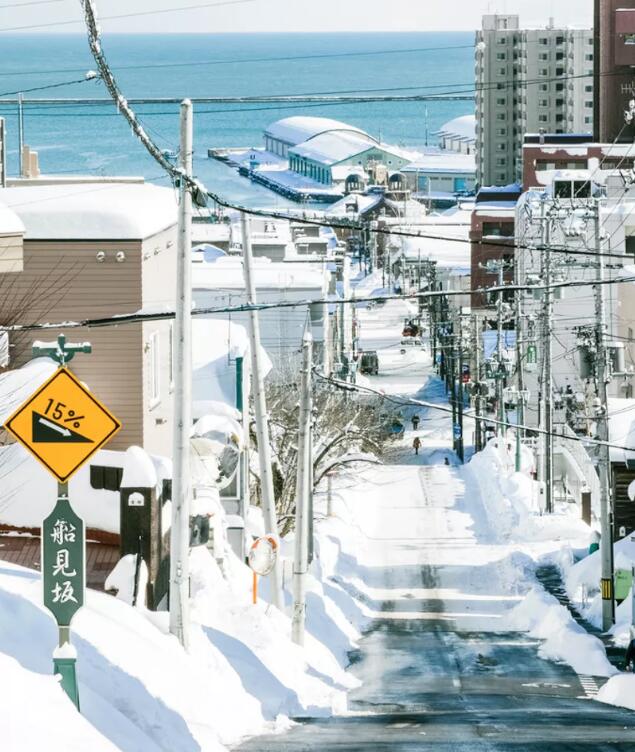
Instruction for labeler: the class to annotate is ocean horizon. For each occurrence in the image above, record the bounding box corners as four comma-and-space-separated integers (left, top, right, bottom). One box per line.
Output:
0, 32, 475, 206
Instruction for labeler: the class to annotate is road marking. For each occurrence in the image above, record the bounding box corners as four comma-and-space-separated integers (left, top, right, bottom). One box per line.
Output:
578, 676, 600, 699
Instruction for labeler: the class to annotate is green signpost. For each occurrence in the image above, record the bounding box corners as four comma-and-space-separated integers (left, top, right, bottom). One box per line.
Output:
1, 336, 122, 711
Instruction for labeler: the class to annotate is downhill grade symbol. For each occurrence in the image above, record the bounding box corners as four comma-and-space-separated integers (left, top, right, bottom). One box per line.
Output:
3, 367, 121, 483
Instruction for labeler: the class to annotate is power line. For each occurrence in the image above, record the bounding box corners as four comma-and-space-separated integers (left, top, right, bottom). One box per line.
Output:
0, 0, 62, 7
313, 370, 635, 454
0, 0, 255, 33
0, 76, 98, 98
4, 275, 635, 334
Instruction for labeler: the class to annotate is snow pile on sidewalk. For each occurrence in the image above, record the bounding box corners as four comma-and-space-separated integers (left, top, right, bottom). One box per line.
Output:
0, 472, 367, 751
507, 587, 616, 677
564, 532, 635, 647
597, 673, 635, 711
467, 439, 590, 545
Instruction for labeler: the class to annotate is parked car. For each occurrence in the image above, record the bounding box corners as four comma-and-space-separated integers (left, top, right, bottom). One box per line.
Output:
400, 337, 423, 347
359, 350, 379, 375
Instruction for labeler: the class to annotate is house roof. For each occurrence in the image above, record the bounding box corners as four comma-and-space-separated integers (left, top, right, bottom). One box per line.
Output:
0, 201, 24, 236
436, 115, 476, 142
290, 131, 380, 165
192, 257, 325, 291
0, 183, 178, 240
402, 152, 476, 175
264, 116, 374, 147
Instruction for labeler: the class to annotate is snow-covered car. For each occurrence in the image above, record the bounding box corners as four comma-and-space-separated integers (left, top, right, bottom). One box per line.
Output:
400, 337, 423, 347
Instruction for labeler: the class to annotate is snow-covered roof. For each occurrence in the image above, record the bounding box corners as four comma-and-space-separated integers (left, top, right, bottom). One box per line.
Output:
436, 115, 476, 142
326, 193, 383, 217
395, 224, 471, 269
0, 358, 56, 424
608, 398, 635, 465
192, 318, 261, 418
290, 131, 379, 165
402, 152, 476, 174
264, 116, 374, 147
192, 256, 325, 291
0, 201, 24, 236
0, 183, 178, 240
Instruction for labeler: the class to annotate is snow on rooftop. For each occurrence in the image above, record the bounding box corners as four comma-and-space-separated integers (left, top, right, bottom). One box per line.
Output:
0, 183, 178, 240
290, 131, 379, 165
608, 398, 635, 465
403, 152, 476, 174
0, 201, 24, 236
264, 116, 373, 147
0, 357, 56, 424
436, 114, 476, 142
192, 256, 325, 291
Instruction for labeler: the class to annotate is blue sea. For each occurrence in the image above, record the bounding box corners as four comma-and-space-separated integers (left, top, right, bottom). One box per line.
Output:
0, 33, 474, 206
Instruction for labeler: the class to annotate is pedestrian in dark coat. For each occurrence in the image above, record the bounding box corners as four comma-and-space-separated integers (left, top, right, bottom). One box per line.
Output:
412, 414, 420, 430
413, 437, 421, 455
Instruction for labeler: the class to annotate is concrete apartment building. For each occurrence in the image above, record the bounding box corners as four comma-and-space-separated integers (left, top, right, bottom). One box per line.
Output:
476, 14, 594, 187
0, 181, 178, 456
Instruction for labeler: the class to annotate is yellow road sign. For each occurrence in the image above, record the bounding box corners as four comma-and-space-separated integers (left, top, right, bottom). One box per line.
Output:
3, 367, 121, 483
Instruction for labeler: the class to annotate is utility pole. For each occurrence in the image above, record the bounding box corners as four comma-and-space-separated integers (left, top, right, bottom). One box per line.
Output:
593, 199, 615, 631
17, 93, 24, 177
473, 315, 483, 452
292, 328, 312, 645
170, 99, 193, 649
541, 200, 554, 514
241, 212, 284, 611
515, 246, 526, 473
456, 314, 465, 463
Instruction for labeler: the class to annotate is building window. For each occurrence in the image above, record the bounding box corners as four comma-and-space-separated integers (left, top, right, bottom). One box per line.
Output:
539, 99, 549, 107
496, 113, 506, 120
496, 97, 506, 105
538, 115, 549, 122
626, 237, 635, 255
496, 128, 506, 136
498, 67, 506, 75
539, 38, 548, 45
585, 85, 593, 92
90, 465, 123, 492
585, 100, 593, 107
149, 331, 160, 407
540, 68, 549, 76
496, 142, 506, 151
539, 53, 549, 61
496, 53, 506, 61
540, 84, 549, 91
585, 54, 593, 61
585, 116, 593, 124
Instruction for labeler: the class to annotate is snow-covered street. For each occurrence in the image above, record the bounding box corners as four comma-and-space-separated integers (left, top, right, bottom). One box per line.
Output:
237, 300, 635, 750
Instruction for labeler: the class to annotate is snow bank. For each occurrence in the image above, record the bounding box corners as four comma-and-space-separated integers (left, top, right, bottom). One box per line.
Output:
0, 357, 56, 424
121, 446, 157, 488
597, 674, 635, 711
565, 531, 635, 645
507, 587, 616, 677
0, 652, 119, 752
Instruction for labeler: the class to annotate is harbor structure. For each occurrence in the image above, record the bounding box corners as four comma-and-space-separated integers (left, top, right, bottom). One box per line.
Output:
476, 14, 594, 187
435, 115, 476, 155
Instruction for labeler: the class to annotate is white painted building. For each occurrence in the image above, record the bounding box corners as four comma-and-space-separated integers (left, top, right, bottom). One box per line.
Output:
476, 14, 594, 187
192, 256, 329, 375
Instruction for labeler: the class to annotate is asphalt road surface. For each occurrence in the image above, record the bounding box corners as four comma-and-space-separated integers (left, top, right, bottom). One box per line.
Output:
236, 308, 635, 751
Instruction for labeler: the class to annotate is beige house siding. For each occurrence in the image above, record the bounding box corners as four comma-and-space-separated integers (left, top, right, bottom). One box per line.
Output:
3, 238, 145, 451
2, 224, 178, 455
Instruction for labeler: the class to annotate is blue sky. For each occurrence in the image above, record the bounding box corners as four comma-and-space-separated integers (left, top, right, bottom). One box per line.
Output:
2, 0, 593, 34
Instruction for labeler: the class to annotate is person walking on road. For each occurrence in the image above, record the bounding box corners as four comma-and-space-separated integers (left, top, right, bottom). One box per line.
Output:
411, 414, 420, 431
625, 634, 635, 672
413, 437, 421, 455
